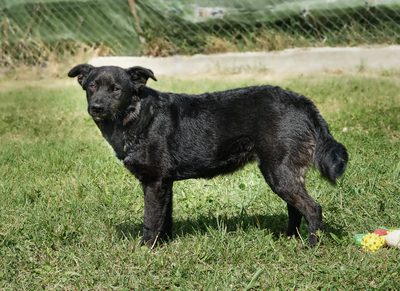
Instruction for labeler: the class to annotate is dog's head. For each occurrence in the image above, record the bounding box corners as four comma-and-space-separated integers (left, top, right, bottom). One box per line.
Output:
68, 64, 156, 123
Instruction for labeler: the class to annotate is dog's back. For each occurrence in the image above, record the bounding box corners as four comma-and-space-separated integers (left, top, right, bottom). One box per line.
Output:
137, 85, 347, 183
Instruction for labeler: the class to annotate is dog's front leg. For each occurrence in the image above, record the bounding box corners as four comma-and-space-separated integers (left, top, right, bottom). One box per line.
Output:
141, 179, 173, 247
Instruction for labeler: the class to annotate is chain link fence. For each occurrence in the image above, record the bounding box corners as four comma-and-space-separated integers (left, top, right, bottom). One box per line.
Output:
1, 0, 400, 65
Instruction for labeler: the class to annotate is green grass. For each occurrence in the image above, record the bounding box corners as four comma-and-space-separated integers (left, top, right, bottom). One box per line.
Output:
1, 70, 400, 290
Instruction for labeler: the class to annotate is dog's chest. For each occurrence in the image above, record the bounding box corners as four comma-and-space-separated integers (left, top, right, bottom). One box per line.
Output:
122, 141, 163, 181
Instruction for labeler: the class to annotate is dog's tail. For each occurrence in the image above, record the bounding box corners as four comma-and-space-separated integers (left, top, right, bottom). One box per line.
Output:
313, 114, 348, 184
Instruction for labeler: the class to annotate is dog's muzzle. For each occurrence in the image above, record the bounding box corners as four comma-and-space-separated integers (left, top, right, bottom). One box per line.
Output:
89, 103, 106, 121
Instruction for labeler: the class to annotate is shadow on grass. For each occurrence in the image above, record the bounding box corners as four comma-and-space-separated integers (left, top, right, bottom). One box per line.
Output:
115, 209, 347, 243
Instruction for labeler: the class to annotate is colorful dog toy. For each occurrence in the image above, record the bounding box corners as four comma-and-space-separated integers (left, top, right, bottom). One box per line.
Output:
353, 227, 400, 252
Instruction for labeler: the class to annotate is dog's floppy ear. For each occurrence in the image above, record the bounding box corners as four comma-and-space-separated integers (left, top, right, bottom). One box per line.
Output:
125, 66, 157, 91
68, 64, 94, 88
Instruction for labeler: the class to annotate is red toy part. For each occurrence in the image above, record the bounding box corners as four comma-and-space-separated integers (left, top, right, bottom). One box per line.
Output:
374, 228, 389, 236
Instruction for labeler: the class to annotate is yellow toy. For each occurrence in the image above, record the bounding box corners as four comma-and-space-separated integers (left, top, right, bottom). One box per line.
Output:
361, 233, 385, 252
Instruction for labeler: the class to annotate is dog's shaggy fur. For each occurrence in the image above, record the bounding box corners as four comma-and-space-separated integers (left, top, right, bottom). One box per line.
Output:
68, 64, 348, 247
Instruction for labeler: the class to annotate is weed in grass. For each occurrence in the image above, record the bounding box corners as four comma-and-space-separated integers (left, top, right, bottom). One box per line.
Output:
0, 71, 400, 289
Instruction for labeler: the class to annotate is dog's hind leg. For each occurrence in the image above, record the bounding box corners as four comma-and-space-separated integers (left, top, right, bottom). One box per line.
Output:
258, 162, 322, 247
141, 179, 173, 247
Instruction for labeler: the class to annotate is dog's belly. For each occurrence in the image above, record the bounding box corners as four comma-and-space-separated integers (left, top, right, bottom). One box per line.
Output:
172, 136, 256, 180
173, 156, 256, 180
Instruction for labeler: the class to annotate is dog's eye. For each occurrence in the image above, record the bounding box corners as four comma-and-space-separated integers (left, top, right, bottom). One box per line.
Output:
90, 85, 96, 90
113, 87, 120, 92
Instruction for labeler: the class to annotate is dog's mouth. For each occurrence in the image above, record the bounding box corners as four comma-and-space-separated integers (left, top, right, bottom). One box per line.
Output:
92, 116, 105, 122
89, 113, 108, 122
88, 105, 120, 122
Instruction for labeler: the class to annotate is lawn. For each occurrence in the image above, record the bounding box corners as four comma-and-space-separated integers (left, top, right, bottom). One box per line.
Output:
0, 69, 399, 290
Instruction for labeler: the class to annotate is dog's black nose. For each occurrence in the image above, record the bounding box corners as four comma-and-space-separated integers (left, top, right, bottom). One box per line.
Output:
90, 103, 104, 114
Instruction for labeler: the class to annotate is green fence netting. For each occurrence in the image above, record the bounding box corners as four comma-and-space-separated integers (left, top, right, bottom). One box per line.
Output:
1, 0, 400, 64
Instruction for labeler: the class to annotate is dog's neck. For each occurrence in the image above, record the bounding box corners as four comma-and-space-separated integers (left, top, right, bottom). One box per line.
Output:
95, 97, 142, 161
123, 100, 141, 126
95, 118, 125, 160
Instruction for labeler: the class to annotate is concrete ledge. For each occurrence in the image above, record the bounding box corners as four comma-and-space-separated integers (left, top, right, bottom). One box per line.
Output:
89, 46, 400, 76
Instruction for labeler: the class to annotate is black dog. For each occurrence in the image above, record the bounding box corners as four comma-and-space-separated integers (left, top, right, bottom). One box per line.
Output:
68, 64, 348, 247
